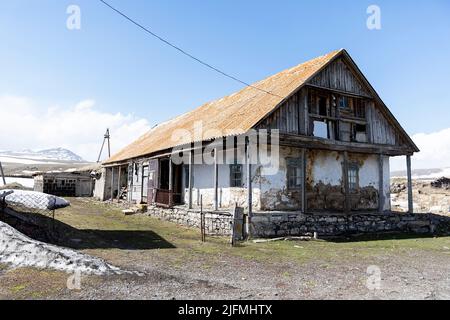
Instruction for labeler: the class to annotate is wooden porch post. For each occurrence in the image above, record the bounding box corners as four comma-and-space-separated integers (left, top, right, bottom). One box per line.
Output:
188, 149, 194, 209
110, 167, 114, 201
168, 157, 173, 207
343, 151, 350, 213
246, 138, 253, 238
301, 149, 307, 213
214, 148, 219, 211
407, 155, 413, 213
117, 166, 121, 200
378, 154, 385, 213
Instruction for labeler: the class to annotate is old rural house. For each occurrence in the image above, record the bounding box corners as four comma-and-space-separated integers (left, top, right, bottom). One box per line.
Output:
97, 49, 422, 237
34, 169, 96, 197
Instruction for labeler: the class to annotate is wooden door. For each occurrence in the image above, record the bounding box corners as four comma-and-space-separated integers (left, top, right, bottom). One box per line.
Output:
147, 159, 159, 205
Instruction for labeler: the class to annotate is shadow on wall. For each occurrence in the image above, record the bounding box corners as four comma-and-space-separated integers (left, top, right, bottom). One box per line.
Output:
0, 210, 176, 250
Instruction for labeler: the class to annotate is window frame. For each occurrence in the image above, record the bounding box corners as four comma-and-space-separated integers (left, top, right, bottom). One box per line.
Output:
230, 164, 243, 188
347, 163, 360, 193
286, 157, 303, 190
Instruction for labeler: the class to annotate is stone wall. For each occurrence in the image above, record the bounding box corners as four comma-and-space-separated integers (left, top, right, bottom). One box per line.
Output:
251, 212, 450, 238
146, 205, 233, 236
145, 205, 450, 238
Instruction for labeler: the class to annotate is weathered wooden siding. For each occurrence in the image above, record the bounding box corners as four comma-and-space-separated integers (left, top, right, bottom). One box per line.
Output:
308, 58, 371, 97
257, 88, 308, 135
366, 102, 398, 146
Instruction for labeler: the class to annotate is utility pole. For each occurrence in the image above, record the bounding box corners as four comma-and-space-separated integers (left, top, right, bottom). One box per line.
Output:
0, 162, 6, 186
97, 129, 111, 163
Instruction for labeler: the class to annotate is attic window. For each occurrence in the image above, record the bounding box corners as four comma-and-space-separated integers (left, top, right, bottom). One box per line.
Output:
354, 99, 366, 118
313, 120, 328, 139
339, 96, 349, 109
353, 124, 368, 143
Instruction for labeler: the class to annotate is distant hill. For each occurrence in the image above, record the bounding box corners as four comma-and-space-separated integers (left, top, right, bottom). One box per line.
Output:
0, 148, 92, 177
0, 148, 86, 164
391, 167, 450, 179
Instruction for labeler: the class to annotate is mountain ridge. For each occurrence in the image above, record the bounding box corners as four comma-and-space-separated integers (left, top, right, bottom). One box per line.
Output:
0, 148, 86, 163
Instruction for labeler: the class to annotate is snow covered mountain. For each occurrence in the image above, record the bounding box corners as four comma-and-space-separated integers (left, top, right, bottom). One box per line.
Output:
0, 148, 86, 163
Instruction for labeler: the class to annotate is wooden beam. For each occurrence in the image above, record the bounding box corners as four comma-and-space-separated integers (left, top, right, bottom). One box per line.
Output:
407, 155, 413, 213
279, 133, 414, 156
246, 139, 253, 238
188, 149, 193, 209
0, 162, 6, 186
117, 166, 121, 201
343, 151, 350, 213
378, 154, 385, 213
214, 148, 219, 211
110, 167, 114, 201
168, 157, 173, 207
301, 149, 307, 213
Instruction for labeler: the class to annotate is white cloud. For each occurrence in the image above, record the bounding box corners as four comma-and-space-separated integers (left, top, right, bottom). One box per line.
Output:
390, 128, 450, 171
0, 95, 150, 162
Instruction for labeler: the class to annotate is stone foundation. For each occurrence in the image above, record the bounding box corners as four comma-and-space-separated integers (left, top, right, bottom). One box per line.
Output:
251, 212, 450, 238
145, 205, 450, 238
146, 205, 233, 236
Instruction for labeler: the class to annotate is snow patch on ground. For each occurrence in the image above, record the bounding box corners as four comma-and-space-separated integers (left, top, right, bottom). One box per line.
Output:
0, 221, 123, 275
2, 177, 34, 189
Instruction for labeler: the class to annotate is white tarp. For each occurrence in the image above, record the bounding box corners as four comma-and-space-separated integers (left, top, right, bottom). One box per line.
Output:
0, 189, 70, 211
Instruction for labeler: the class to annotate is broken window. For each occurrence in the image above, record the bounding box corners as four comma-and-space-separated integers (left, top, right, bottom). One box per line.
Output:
340, 122, 352, 142
230, 164, 243, 187
287, 158, 303, 190
339, 96, 349, 109
309, 90, 329, 116
318, 96, 328, 116
354, 99, 366, 118
313, 120, 328, 139
348, 164, 359, 192
353, 124, 368, 143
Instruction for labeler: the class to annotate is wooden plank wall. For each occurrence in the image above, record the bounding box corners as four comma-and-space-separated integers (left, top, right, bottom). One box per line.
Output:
257, 88, 308, 135
309, 58, 371, 97
366, 102, 398, 146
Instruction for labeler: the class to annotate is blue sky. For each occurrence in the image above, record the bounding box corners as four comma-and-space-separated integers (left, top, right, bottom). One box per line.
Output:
0, 0, 449, 169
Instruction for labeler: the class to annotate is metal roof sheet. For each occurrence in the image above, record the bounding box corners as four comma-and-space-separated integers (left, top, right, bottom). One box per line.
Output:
104, 50, 343, 164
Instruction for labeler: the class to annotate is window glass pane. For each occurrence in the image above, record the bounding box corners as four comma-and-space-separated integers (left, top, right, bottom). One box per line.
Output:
230, 164, 243, 187
287, 158, 303, 189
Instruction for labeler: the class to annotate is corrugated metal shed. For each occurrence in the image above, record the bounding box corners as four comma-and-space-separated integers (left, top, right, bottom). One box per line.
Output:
104, 50, 343, 164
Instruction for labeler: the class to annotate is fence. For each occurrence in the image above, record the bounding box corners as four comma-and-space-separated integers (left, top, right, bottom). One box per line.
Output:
0, 190, 65, 217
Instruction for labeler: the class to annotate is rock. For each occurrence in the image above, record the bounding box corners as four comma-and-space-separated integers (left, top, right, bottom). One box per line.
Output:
122, 209, 135, 216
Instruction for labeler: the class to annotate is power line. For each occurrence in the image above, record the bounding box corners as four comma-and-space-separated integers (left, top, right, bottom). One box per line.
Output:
98, 0, 283, 98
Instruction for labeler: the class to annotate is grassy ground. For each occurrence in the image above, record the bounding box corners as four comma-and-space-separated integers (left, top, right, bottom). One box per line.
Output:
1, 198, 450, 300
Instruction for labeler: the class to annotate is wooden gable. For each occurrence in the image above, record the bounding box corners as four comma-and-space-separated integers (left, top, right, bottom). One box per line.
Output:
255, 51, 418, 155
308, 57, 372, 98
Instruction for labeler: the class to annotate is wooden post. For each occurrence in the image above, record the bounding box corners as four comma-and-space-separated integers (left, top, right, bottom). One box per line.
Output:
301, 149, 307, 213
117, 166, 121, 200
246, 139, 252, 238
0, 162, 6, 186
378, 154, 385, 213
343, 151, 350, 214
214, 148, 219, 211
407, 155, 413, 213
168, 157, 173, 207
188, 150, 193, 209
110, 167, 115, 201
